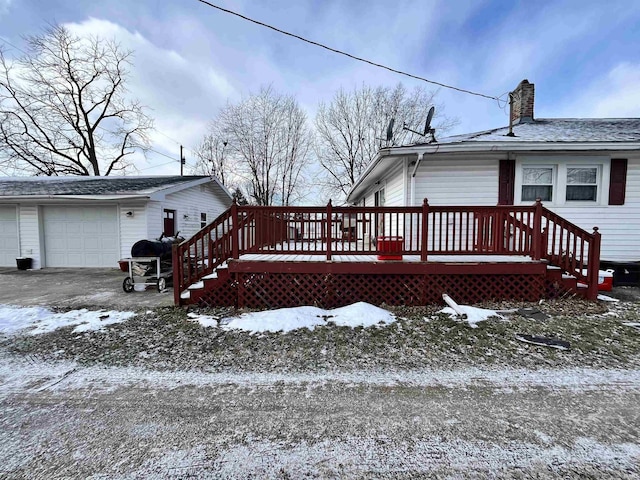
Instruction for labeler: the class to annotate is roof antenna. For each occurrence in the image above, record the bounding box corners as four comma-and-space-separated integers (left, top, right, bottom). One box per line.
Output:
506, 92, 516, 137
403, 106, 437, 143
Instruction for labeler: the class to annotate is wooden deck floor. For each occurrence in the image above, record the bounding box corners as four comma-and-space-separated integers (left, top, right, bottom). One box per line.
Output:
238, 253, 537, 263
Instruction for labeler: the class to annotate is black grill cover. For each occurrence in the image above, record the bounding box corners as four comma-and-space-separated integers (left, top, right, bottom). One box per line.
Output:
131, 240, 173, 259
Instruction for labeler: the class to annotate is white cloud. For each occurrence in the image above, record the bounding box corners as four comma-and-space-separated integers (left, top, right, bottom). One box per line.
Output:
63, 18, 238, 173
583, 63, 640, 117
551, 62, 640, 118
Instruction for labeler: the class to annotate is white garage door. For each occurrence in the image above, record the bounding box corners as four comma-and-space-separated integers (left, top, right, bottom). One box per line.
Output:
0, 206, 19, 267
43, 206, 119, 267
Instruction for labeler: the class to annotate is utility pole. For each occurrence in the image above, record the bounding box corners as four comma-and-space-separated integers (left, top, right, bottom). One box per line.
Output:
180, 145, 185, 176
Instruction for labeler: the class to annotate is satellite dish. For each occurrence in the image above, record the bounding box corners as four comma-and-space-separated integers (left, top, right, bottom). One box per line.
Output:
402, 106, 436, 143
386, 118, 395, 142
424, 106, 435, 136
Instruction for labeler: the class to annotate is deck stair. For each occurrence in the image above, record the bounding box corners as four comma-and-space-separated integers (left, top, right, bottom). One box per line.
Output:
173, 199, 602, 307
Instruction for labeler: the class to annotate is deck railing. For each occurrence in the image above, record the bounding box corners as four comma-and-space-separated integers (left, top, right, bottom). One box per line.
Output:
173, 199, 601, 302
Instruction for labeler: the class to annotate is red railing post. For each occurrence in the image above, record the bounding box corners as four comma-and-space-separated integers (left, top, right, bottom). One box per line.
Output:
587, 227, 601, 300
326, 200, 333, 261
421, 198, 429, 261
172, 243, 182, 305
532, 198, 543, 260
231, 200, 239, 259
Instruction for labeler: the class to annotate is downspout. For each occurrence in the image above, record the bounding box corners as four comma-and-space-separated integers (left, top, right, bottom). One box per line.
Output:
410, 153, 424, 206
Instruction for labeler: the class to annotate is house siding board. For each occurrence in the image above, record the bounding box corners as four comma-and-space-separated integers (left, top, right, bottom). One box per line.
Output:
414, 158, 499, 205
119, 204, 148, 259
146, 201, 163, 240
163, 184, 230, 239
384, 163, 405, 206
18, 205, 41, 269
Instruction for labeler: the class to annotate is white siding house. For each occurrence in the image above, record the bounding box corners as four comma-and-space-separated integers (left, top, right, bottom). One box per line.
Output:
347, 80, 640, 264
0, 176, 232, 269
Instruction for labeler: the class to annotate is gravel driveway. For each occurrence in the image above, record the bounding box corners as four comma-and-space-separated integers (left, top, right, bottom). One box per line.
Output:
1, 359, 639, 479
0, 267, 173, 309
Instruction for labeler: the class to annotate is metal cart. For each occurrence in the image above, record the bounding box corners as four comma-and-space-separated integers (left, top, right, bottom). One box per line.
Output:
121, 256, 172, 293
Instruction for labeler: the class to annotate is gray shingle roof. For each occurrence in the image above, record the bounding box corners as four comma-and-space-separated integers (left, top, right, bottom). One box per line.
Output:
434, 118, 640, 145
0, 176, 212, 196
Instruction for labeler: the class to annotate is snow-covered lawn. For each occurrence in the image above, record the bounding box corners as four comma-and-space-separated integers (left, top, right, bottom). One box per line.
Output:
0, 305, 135, 336
188, 301, 397, 333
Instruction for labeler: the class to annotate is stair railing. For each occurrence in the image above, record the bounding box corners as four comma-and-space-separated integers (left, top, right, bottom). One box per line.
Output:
173, 206, 233, 304
540, 206, 601, 299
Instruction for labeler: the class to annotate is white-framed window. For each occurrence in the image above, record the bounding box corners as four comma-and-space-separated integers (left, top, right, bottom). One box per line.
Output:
200, 212, 207, 228
374, 187, 386, 206
566, 166, 598, 201
521, 166, 554, 202
516, 157, 608, 206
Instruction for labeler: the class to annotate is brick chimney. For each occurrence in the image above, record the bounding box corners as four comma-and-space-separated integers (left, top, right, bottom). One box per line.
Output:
510, 79, 535, 124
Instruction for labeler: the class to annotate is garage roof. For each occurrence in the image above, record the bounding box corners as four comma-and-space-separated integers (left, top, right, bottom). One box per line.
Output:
0, 175, 225, 196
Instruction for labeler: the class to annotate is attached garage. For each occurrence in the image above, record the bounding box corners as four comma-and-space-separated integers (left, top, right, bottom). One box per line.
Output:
0, 176, 233, 269
0, 206, 19, 267
42, 206, 119, 267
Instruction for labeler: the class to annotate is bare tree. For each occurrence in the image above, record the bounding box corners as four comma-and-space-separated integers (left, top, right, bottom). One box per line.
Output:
193, 129, 229, 186
201, 86, 312, 206
0, 25, 152, 176
315, 83, 457, 201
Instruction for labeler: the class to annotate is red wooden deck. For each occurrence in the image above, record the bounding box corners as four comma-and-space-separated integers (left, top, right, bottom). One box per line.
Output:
173, 200, 601, 308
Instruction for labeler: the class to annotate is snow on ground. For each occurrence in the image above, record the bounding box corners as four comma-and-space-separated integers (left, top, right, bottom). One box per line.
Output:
439, 305, 503, 328
1, 353, 638, 397
183, 436, 640, 479
0, 305, 135, 336
188, 302, 396, 333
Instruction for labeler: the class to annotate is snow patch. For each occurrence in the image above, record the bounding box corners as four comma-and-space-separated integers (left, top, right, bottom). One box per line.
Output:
187, 312, 219, 328
0, 305, 135, 336
439, 305, 503, 328
207, 302, 396, 333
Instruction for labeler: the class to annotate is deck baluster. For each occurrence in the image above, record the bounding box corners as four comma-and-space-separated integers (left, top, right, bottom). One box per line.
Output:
231, 200, 239, 259
326, 200, 333, 261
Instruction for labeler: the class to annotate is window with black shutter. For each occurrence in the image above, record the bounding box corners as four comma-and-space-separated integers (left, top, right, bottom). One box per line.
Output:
608, 159, 627, 205
498, 159, 515, 205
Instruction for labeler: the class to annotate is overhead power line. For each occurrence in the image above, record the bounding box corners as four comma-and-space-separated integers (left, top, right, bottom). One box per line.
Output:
195, 0, 500, 101
138, 159, 178, 171
0, 38, 27, 55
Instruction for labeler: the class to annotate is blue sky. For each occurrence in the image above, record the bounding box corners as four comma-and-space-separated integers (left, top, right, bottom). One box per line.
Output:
1, 0, 639, 175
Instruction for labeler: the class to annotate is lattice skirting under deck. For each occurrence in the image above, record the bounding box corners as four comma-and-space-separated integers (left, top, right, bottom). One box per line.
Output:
195, 272, 546, 309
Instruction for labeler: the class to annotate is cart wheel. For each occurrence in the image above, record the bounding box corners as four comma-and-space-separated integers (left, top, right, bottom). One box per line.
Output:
157, 277, 166, 292
123, 277, 134, 293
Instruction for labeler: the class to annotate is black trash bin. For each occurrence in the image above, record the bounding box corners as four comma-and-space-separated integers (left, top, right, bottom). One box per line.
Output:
16, 257, 32, 270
